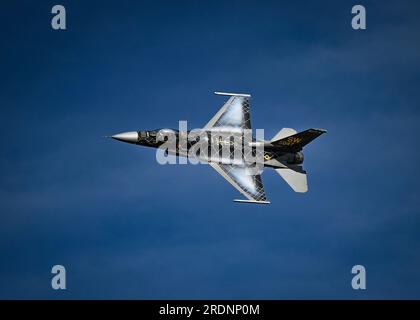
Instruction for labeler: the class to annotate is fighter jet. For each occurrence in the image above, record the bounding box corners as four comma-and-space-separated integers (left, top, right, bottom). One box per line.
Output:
110, 92, 326, 204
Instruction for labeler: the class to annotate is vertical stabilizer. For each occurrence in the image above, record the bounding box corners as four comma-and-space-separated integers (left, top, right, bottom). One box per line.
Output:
271, 128, 297, 141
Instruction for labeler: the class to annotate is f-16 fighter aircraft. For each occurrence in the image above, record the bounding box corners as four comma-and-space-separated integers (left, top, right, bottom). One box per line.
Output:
110, 92, 326, 204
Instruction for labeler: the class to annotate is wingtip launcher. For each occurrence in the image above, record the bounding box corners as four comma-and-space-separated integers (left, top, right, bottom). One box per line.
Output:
234, 199, 271, 205
214, 91, 251, 98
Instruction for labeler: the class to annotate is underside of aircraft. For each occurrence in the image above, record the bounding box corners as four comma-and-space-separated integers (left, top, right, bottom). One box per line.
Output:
110, 92, 326, 204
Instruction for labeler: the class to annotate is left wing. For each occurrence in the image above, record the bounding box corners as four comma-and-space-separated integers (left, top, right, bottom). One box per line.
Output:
209, 162, 270, 204
204, 92, 251, 130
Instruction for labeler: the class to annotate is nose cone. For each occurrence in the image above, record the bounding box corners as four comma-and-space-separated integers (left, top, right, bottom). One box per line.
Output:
111, 131, 138, 143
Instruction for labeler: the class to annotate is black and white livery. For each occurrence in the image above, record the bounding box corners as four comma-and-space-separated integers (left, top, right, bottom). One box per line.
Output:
110, 92, 326, 204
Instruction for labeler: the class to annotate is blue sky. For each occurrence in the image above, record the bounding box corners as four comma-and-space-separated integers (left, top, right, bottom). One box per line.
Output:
0, 0, 420, 299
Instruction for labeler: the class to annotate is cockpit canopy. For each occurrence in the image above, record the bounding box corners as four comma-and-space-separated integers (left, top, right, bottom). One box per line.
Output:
138, 129, 179, 142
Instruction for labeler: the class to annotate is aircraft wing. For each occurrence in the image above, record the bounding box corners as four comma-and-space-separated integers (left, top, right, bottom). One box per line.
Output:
209, 162, 270, 204
204, 92, 252, 130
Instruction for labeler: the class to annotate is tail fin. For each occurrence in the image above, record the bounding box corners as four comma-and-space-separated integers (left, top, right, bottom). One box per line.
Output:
275, 166, 308, 193
271, 128, 326, 151
271, 128, 297, 142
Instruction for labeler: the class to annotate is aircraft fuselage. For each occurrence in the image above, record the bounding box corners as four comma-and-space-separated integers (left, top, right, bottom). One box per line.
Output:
111, 129, 303, 169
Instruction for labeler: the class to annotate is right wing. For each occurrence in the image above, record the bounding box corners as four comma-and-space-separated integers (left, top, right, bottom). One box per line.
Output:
209, 162, 270, 204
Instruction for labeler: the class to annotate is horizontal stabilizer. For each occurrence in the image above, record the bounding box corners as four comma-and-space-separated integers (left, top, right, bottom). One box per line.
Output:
275, 167, 308, 193
271, 128, 326, 151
